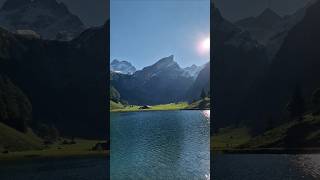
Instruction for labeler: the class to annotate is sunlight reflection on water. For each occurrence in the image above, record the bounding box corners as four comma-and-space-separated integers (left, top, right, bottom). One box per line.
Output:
202, 109, 210, 180
293, 154, 320, 179
202, 110, 210, 121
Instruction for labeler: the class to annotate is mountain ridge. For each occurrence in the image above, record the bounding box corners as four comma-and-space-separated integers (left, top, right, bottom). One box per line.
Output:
111, 55, 195, 105
0, 0, 86, 41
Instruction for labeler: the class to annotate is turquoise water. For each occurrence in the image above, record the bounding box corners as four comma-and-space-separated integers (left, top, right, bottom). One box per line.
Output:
110, 110, 210, 179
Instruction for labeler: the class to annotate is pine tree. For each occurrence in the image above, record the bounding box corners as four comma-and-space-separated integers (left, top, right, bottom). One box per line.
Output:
200, 88, 206, 99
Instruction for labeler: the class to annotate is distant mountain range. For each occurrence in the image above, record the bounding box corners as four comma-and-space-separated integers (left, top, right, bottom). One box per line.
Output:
111, 55, 209, 105
235, 6, 309, 60
0, 0, 86, 41
111, 58, 205, 78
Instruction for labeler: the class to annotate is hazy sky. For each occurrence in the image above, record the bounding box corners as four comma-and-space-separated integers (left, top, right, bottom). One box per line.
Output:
111, 0, 210, 70
215, 0, 310, 22
0, 0, 108, 26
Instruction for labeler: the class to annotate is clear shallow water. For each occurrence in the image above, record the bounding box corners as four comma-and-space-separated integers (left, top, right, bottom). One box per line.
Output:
212, 154, 320, 180
110, 110, 210, 180
0, 157, 109, 180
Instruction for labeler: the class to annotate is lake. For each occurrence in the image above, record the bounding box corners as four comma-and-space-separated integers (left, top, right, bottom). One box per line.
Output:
110, 110, 210, 179
212, 154, 320, 180
0, 156, 109, 180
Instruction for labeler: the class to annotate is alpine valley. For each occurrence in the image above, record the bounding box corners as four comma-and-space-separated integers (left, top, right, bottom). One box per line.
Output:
212, 0, 320, 152
0, 0, 108, 157
110, 55, 210, 106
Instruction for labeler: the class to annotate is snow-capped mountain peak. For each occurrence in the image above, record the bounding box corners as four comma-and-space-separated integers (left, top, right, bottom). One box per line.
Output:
111, 59, 136, 75
183, 64, 206, 79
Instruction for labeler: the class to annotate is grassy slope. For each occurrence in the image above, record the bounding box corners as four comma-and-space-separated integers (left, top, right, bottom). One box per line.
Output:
0, 122, 108, 160
211, 127, 251, 150
110, 100, 124, 110
243, 114, 320, 148
211, 114, 320, 151
187, 97, 210, 110
0, 122, 42, 152
0, 138, 108, 161
110, 101, 189, 112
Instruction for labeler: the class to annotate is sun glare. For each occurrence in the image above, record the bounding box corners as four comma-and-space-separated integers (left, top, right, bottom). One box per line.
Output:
197, 36, 210, 55
202, 37, 210, 51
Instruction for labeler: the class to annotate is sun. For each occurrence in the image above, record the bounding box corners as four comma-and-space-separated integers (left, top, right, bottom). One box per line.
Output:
197, 36, 210, 55
202, 37, 210, 51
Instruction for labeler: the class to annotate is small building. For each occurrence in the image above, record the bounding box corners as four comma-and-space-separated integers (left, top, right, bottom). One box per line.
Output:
139, 105, 151, 109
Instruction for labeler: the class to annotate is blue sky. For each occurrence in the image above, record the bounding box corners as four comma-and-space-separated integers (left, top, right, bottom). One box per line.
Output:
111, 0, 210, 70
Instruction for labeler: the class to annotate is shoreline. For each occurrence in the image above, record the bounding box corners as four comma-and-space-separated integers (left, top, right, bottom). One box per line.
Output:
111, 108, 209, 113
0, 138, 110, 162
0, 149, 109, 162
212, 148, 320, 154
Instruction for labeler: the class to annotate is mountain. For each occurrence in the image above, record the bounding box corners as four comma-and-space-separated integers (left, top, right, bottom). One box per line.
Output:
186, 63, 210, 101
212, 6, 268, 129
111, 55, 194, 105
241, 0, 320, 131
111, 59, 136, 75
110, 85, 120, 103
0, 0, 86, 41
235, 8, 283, 45
236, 7, 307, 60
0, 75, 32, 132
236, 8, 282, 30
183, 64, 204, 79
0, 21, 108, 139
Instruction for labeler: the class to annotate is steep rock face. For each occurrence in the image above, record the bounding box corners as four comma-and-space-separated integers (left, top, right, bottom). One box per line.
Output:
212, 7, 268, 129
111, 55, 194, 105
0, 0, 85, 41
186, 63, 210, 101
110, 59, 136, 75
0, 75, 32, 132
243, 1, 320, 130
183, 64, 204, 79
0, 22, 108, 138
